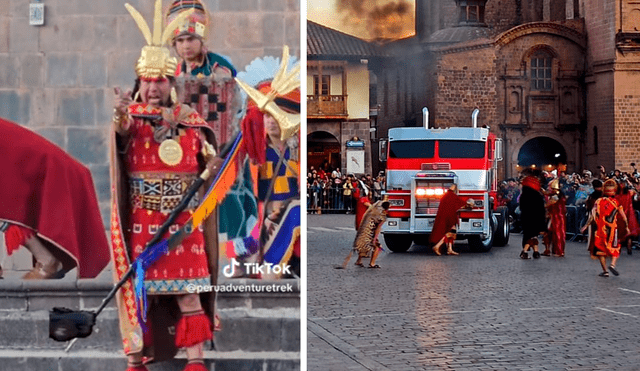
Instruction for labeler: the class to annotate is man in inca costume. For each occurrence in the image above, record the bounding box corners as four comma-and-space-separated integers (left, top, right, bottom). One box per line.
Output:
519, 169, 547, 259
542, 178, 567, 257
166, 0, 236, 78
228, 47, 301, 278
110, 2, 222, 370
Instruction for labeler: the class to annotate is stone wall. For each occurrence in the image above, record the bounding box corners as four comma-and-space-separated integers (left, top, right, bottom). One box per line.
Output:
433, 46, 498, 129
0, 0, 300, 227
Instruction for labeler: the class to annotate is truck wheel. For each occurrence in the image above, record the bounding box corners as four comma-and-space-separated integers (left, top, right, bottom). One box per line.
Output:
493, 206, 510, 247
383, 234, 413, 253
468, 217, 494, 252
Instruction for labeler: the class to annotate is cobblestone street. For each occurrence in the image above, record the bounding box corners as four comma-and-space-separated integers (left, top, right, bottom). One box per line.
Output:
307, 214, 640, 370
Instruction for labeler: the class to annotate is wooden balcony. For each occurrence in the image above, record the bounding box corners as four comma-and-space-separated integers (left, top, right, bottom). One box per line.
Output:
307, 95, 348, 118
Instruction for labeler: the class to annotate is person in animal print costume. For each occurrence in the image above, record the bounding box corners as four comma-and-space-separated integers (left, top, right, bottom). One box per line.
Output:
338, 200, 390, 269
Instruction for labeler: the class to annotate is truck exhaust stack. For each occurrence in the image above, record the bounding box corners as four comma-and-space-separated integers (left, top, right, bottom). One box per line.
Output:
471, 109, 479, 128
422, 107, 429, 129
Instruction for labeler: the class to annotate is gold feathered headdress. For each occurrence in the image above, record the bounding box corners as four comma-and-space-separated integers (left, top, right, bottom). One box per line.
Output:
234, 46, 301, 141
125, 0, 195, 78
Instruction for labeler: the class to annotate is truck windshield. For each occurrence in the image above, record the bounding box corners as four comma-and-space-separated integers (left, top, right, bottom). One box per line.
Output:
439, 141, 485, 158
389, 140, 435, 158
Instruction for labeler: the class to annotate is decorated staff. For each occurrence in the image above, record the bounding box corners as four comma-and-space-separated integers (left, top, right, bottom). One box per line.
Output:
108, 1, 227, 370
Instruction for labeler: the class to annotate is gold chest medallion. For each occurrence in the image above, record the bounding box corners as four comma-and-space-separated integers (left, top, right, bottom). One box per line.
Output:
158, 139, 183, 166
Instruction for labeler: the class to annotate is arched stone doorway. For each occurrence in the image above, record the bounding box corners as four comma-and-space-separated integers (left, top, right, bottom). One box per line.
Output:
516, 137, 567, 173
307, 131, 341, 173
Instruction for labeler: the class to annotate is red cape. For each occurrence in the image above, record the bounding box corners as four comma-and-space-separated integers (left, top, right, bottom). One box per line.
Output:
0, 118, 110, 278
429, 190, 468, 244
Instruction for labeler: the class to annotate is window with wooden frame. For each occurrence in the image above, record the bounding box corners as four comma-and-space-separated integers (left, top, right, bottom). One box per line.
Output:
458, 0, 485, 24
313, 75, 330, 96
530, 52, 552, 91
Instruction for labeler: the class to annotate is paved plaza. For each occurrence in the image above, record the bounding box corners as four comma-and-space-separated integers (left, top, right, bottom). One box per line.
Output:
307, 214, 640, 370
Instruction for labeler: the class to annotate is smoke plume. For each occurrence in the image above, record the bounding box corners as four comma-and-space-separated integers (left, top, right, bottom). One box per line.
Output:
336, 0, 415, 41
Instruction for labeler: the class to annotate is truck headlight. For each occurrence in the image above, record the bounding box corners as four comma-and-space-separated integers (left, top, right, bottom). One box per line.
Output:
388, 221, 398, 226
472, 222, 482, 228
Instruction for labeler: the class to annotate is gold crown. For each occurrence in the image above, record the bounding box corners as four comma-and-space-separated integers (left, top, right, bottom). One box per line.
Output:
125, 0, 195, 78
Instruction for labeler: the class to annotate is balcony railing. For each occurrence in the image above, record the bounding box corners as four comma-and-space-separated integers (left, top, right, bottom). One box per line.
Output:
307, 95, 348, 117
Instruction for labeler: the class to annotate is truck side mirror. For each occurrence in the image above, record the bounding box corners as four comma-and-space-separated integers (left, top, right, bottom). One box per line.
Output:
495, 139, 503, 161
379, 139, 388, 162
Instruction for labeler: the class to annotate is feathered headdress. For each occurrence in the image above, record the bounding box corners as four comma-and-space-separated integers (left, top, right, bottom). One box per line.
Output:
234, 46, 300, 141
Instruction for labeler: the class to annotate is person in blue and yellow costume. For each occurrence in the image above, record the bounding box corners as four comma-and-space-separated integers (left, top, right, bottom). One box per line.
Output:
165, 0, 236, 78
110, 2, 224, 370
231, 47, 301, 278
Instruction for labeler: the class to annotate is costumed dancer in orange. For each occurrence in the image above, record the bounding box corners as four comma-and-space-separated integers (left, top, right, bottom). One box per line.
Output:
430, 184, 474, 256
542, 178, 567, 257
583, 179, 629, 277
0, 119, 110, 279
110, 2, 222, 370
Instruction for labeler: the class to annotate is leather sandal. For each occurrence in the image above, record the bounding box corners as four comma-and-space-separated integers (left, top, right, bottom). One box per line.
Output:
22, 261, 65, 279
599, 271, 609, 277
609, 266, 619, 276
368, 264, 381, 268
520, 251, 530, 259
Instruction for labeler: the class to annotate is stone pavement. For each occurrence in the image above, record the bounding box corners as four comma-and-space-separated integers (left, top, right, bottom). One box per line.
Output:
307, 213, 640, 371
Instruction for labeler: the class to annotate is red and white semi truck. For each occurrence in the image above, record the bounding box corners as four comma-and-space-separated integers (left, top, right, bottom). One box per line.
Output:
381, 108, 510, 253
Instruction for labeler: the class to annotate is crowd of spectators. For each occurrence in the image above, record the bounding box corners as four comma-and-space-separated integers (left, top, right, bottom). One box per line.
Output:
498, 164, 640, 246
307, 163, 385, 214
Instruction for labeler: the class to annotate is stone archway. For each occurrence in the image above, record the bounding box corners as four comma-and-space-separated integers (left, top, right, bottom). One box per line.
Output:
307, 131, 341, 173
515, 136, 567, 174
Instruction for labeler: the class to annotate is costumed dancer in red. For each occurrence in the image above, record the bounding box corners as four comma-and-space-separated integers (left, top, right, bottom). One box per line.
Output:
584, 180, 628, 277
615, 180, 639, 255
110, 2, 222, 370
0, 119, 110, 279
430, 184, 474, 256
542, 178, 567, 257
354, 180, 372, 231
519, 169, 547, 259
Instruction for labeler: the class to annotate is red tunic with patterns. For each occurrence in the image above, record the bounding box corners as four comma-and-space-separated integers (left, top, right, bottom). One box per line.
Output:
123, 105, 210, 294
546, 195, 567, 256
593, 197, 624, 258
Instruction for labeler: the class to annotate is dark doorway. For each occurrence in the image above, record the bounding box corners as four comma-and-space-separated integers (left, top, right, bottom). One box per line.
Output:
517, 137, 567, 169
307, 131, 341, 173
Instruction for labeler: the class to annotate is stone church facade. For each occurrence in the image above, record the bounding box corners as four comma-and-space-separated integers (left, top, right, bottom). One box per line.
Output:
373, 0, 640, 179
